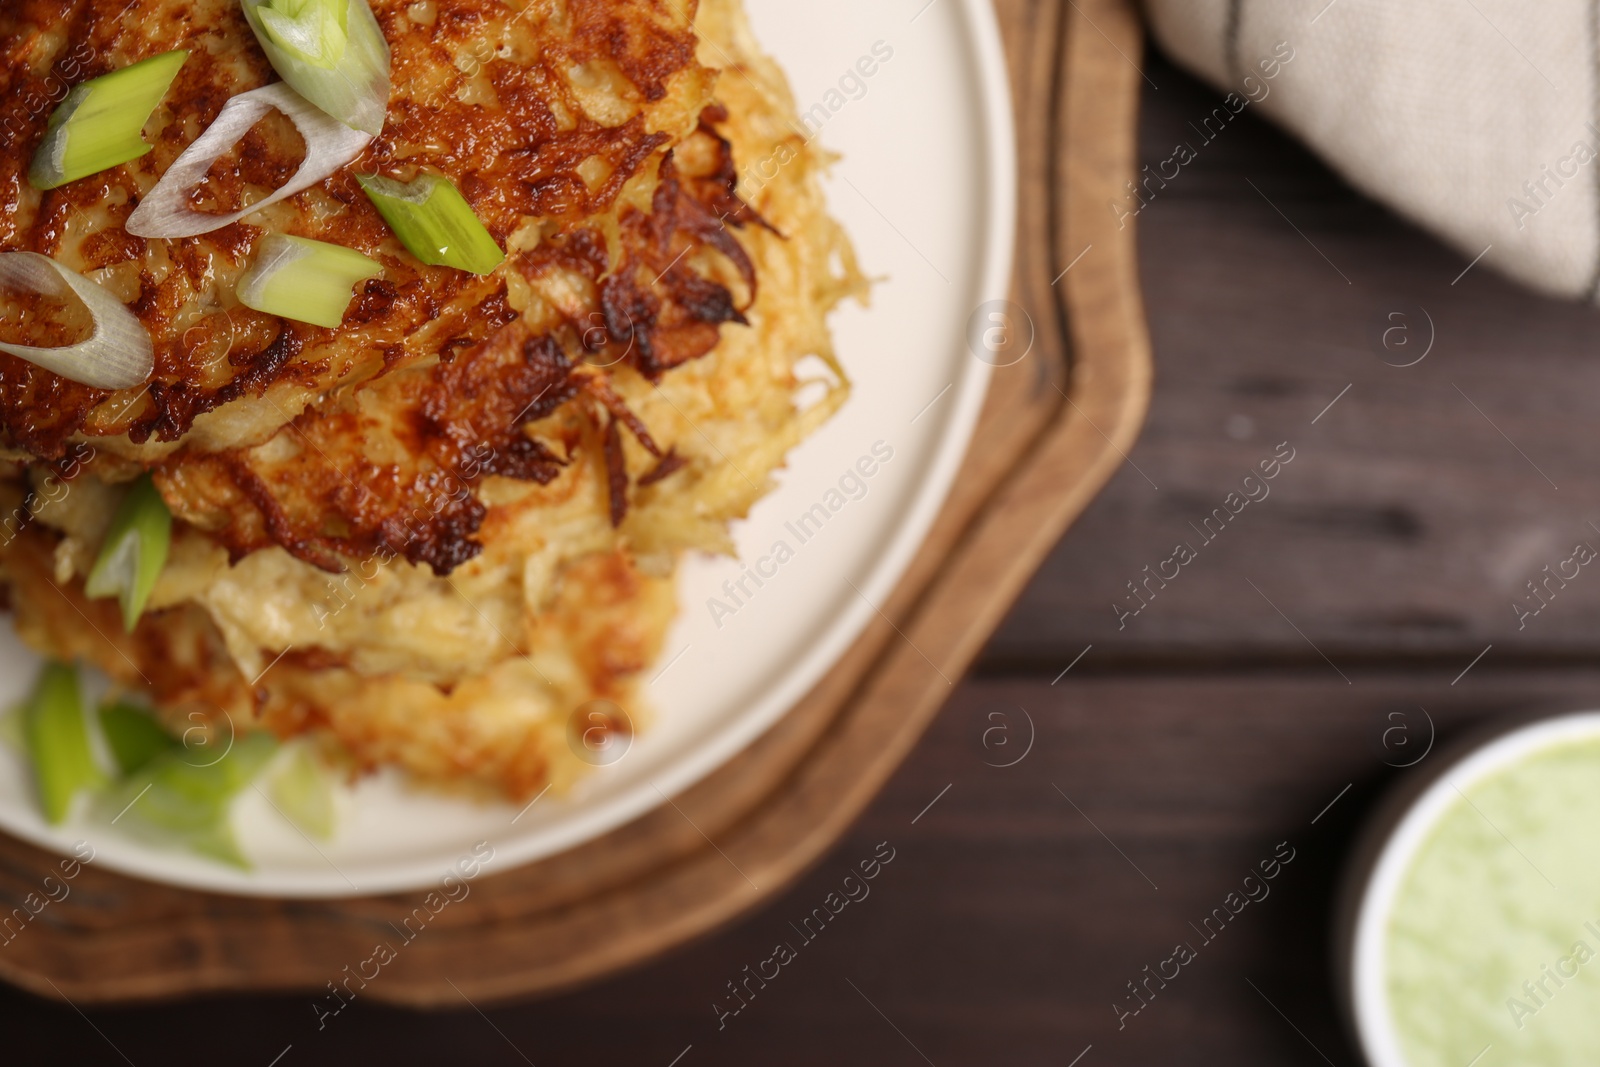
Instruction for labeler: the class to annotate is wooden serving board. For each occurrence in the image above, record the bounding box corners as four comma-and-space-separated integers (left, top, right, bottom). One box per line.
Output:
0, 0, 1150, 1006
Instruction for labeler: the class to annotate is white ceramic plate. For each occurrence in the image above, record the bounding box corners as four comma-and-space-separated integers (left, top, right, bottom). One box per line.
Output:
1347, 712, 1600, 1067
0, 0, 1017, 897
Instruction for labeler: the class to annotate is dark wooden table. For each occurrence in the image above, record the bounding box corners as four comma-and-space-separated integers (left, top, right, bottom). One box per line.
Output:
10, 48, 1600, 1066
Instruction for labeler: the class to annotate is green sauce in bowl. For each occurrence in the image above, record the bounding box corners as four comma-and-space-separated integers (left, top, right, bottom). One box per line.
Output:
1384, 737, 1600, 1067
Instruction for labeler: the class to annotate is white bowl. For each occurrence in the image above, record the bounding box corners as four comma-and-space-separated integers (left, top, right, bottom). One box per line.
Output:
1338, 710, 1600, 1067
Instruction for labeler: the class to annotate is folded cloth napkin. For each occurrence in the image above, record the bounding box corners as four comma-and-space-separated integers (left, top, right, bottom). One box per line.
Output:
1143, 0, 1600, 301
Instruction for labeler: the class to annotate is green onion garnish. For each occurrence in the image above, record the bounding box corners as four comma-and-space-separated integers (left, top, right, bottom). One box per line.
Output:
236, 234, 383, 328
255, 0, 349, 70
357, 173, 505, 276
28, 50, 189, 191
0, 252, 155, 390
23, 663, 107, 824
241, 0, 391, 136
100, 732, 278, 868
124, 84, 372, 240
268, 743, 338, 840
0, 702, 24, 753
84, 473, 173, 632
98, 701, 178, 776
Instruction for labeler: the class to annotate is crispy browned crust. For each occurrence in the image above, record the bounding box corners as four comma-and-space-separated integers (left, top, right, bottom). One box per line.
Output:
157, 323, 579, 575
154, 126, 757, 575
1, 0, 766, 573
0, 0, 715, 459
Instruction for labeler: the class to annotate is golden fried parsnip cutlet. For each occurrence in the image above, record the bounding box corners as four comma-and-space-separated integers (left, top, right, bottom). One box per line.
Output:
0, 0, 711, 462
0, 0, 864, 799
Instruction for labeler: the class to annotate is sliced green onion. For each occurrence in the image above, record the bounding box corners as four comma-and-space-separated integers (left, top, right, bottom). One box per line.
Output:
23, 663, 107, 824
236, 234, 383, 328
99, 731, 277, 868
358, 173, 505, 276
98, 701, 178, 776
0, 252, 154, 390
0, 703, 24, 754
84, 473, 172, 632
29, 50, 189, 190
125, 83, 372, 239
268, 743, 338, 839
241, 0, 391, 135
256, 0, 349, 70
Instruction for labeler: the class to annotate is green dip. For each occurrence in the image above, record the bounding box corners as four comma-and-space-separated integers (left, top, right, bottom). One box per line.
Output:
1387, 737, 1600, 1067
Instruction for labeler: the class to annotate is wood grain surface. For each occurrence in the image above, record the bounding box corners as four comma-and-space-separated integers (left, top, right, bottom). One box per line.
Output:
10, 7, 1600, 1067
0, 0, 1151, 1010
990, 39, 1600, 673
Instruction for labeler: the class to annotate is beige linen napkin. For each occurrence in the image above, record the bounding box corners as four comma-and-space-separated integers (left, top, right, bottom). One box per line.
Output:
1143, 0, 1600, 300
